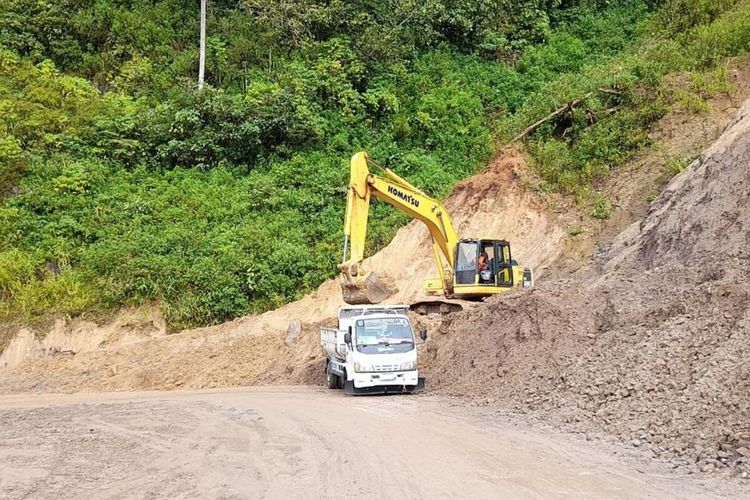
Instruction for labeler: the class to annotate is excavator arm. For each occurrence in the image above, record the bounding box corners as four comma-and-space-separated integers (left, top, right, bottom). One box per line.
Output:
339, 152, 459, 304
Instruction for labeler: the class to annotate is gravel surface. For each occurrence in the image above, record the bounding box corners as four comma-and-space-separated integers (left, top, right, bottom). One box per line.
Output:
0, 387, 737, 499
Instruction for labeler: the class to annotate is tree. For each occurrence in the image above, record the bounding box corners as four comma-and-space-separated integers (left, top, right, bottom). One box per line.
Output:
199, 0, 207, 90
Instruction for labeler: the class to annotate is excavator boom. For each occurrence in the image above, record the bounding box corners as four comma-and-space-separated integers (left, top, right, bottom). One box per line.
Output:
339, 152, 458, 304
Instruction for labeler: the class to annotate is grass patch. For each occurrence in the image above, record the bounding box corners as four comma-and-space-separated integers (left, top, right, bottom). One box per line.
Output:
590, 195, 612, 220
568, 226, 585, 237
658, 154, 696, 184
0, 249, 99, 323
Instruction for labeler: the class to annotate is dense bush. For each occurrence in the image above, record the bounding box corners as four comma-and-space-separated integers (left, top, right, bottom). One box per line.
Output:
1, 0, 749, 328
497, 0, 750, 192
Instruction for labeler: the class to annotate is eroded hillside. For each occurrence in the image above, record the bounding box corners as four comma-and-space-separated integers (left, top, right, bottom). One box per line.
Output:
423, 100, 750, 477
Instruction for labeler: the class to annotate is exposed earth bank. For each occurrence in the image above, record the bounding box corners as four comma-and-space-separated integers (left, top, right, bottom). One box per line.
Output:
422, 100, 750, 478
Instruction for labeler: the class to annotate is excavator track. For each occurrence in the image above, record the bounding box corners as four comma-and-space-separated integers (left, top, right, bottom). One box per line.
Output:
410, 300, 464, 316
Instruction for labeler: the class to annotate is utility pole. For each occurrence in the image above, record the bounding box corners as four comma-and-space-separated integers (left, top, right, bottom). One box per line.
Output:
198, 0, 206, 90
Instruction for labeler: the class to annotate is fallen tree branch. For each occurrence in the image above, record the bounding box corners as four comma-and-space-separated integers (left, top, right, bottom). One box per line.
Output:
511, 88, 624, 142
597, 87, 623, 96
512, 92, 593, 142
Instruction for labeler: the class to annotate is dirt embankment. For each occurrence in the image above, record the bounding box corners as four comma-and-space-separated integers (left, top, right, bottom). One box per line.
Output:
0, 147, 567, 391
0, 307, 167, 370
423, 100, 750, 477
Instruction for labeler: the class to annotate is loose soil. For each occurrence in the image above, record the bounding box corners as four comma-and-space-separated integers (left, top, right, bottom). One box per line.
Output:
422, 99, 750, 478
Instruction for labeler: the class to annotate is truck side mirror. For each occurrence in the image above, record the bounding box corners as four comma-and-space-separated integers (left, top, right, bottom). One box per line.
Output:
344, 326, 352, 346
419, 328, 427, 341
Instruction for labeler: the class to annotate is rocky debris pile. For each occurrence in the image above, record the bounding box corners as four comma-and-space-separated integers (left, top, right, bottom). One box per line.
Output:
424, 101, 750, 478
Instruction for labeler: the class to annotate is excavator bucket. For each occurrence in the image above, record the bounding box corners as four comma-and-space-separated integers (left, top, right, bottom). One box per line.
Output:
339, 271, 395, 305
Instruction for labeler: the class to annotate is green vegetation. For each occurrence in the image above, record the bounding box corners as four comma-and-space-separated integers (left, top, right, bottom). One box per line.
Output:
659, 153, 695, 182
567, 226, 585, 237
1, 0, 749, 329
512, 0, 750, 193
590, 195, 612, 219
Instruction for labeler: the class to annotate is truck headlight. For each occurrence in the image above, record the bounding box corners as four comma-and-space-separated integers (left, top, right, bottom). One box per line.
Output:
400, 361, 416, 371
353, 362, 372, 373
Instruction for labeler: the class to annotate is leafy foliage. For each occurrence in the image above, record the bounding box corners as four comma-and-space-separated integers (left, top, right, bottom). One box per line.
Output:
0, 0, 749, 328
503, 0, 750, 192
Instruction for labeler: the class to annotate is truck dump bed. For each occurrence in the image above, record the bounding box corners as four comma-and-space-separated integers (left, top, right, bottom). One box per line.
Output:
320, 327, 346, 360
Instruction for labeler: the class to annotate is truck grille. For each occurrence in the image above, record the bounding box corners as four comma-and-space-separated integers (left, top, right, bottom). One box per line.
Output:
373, 364, 397, 372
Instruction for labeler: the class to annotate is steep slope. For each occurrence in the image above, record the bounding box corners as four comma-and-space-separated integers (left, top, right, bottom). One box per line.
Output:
422, 101, 750, 476
0, 149, 567, 389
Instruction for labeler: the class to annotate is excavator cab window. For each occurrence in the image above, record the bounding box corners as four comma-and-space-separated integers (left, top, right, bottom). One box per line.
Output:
494, 241, 513, 287
455, 241, 478, 285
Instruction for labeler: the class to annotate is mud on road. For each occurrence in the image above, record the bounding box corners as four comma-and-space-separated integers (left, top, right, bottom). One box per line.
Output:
0, 387, 738, 499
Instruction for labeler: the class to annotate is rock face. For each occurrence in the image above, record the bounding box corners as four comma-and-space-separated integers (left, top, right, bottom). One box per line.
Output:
423, 101, 750, 477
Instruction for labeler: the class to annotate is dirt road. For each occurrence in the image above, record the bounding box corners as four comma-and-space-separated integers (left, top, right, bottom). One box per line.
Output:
0, 387, 736, 499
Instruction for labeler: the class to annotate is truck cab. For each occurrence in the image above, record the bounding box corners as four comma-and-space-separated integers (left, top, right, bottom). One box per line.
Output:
321, 305, 426, 395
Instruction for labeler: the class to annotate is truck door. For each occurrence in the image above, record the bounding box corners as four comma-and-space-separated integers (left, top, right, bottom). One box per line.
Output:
494, 241, 513, 287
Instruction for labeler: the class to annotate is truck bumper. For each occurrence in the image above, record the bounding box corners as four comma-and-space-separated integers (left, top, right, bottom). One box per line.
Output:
345, 372, 424, 395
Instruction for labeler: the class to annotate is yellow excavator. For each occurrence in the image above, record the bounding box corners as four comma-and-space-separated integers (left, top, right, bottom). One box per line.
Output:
338, 152, 532, 313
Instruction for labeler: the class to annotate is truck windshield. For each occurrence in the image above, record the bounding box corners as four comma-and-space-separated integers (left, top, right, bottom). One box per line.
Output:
355, 317, 414, 354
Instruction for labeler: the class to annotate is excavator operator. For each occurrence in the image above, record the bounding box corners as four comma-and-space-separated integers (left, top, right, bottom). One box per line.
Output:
478, 249, 489, 271
478, 247, 493, 284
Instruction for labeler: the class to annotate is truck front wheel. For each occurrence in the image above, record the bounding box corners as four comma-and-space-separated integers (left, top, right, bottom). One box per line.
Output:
326, 365, 339, 389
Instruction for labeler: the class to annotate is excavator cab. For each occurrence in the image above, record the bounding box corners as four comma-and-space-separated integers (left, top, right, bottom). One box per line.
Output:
453, 239, 514, 293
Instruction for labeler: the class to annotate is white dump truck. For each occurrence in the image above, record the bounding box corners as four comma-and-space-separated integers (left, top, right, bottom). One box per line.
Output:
320, 305, 426, 395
